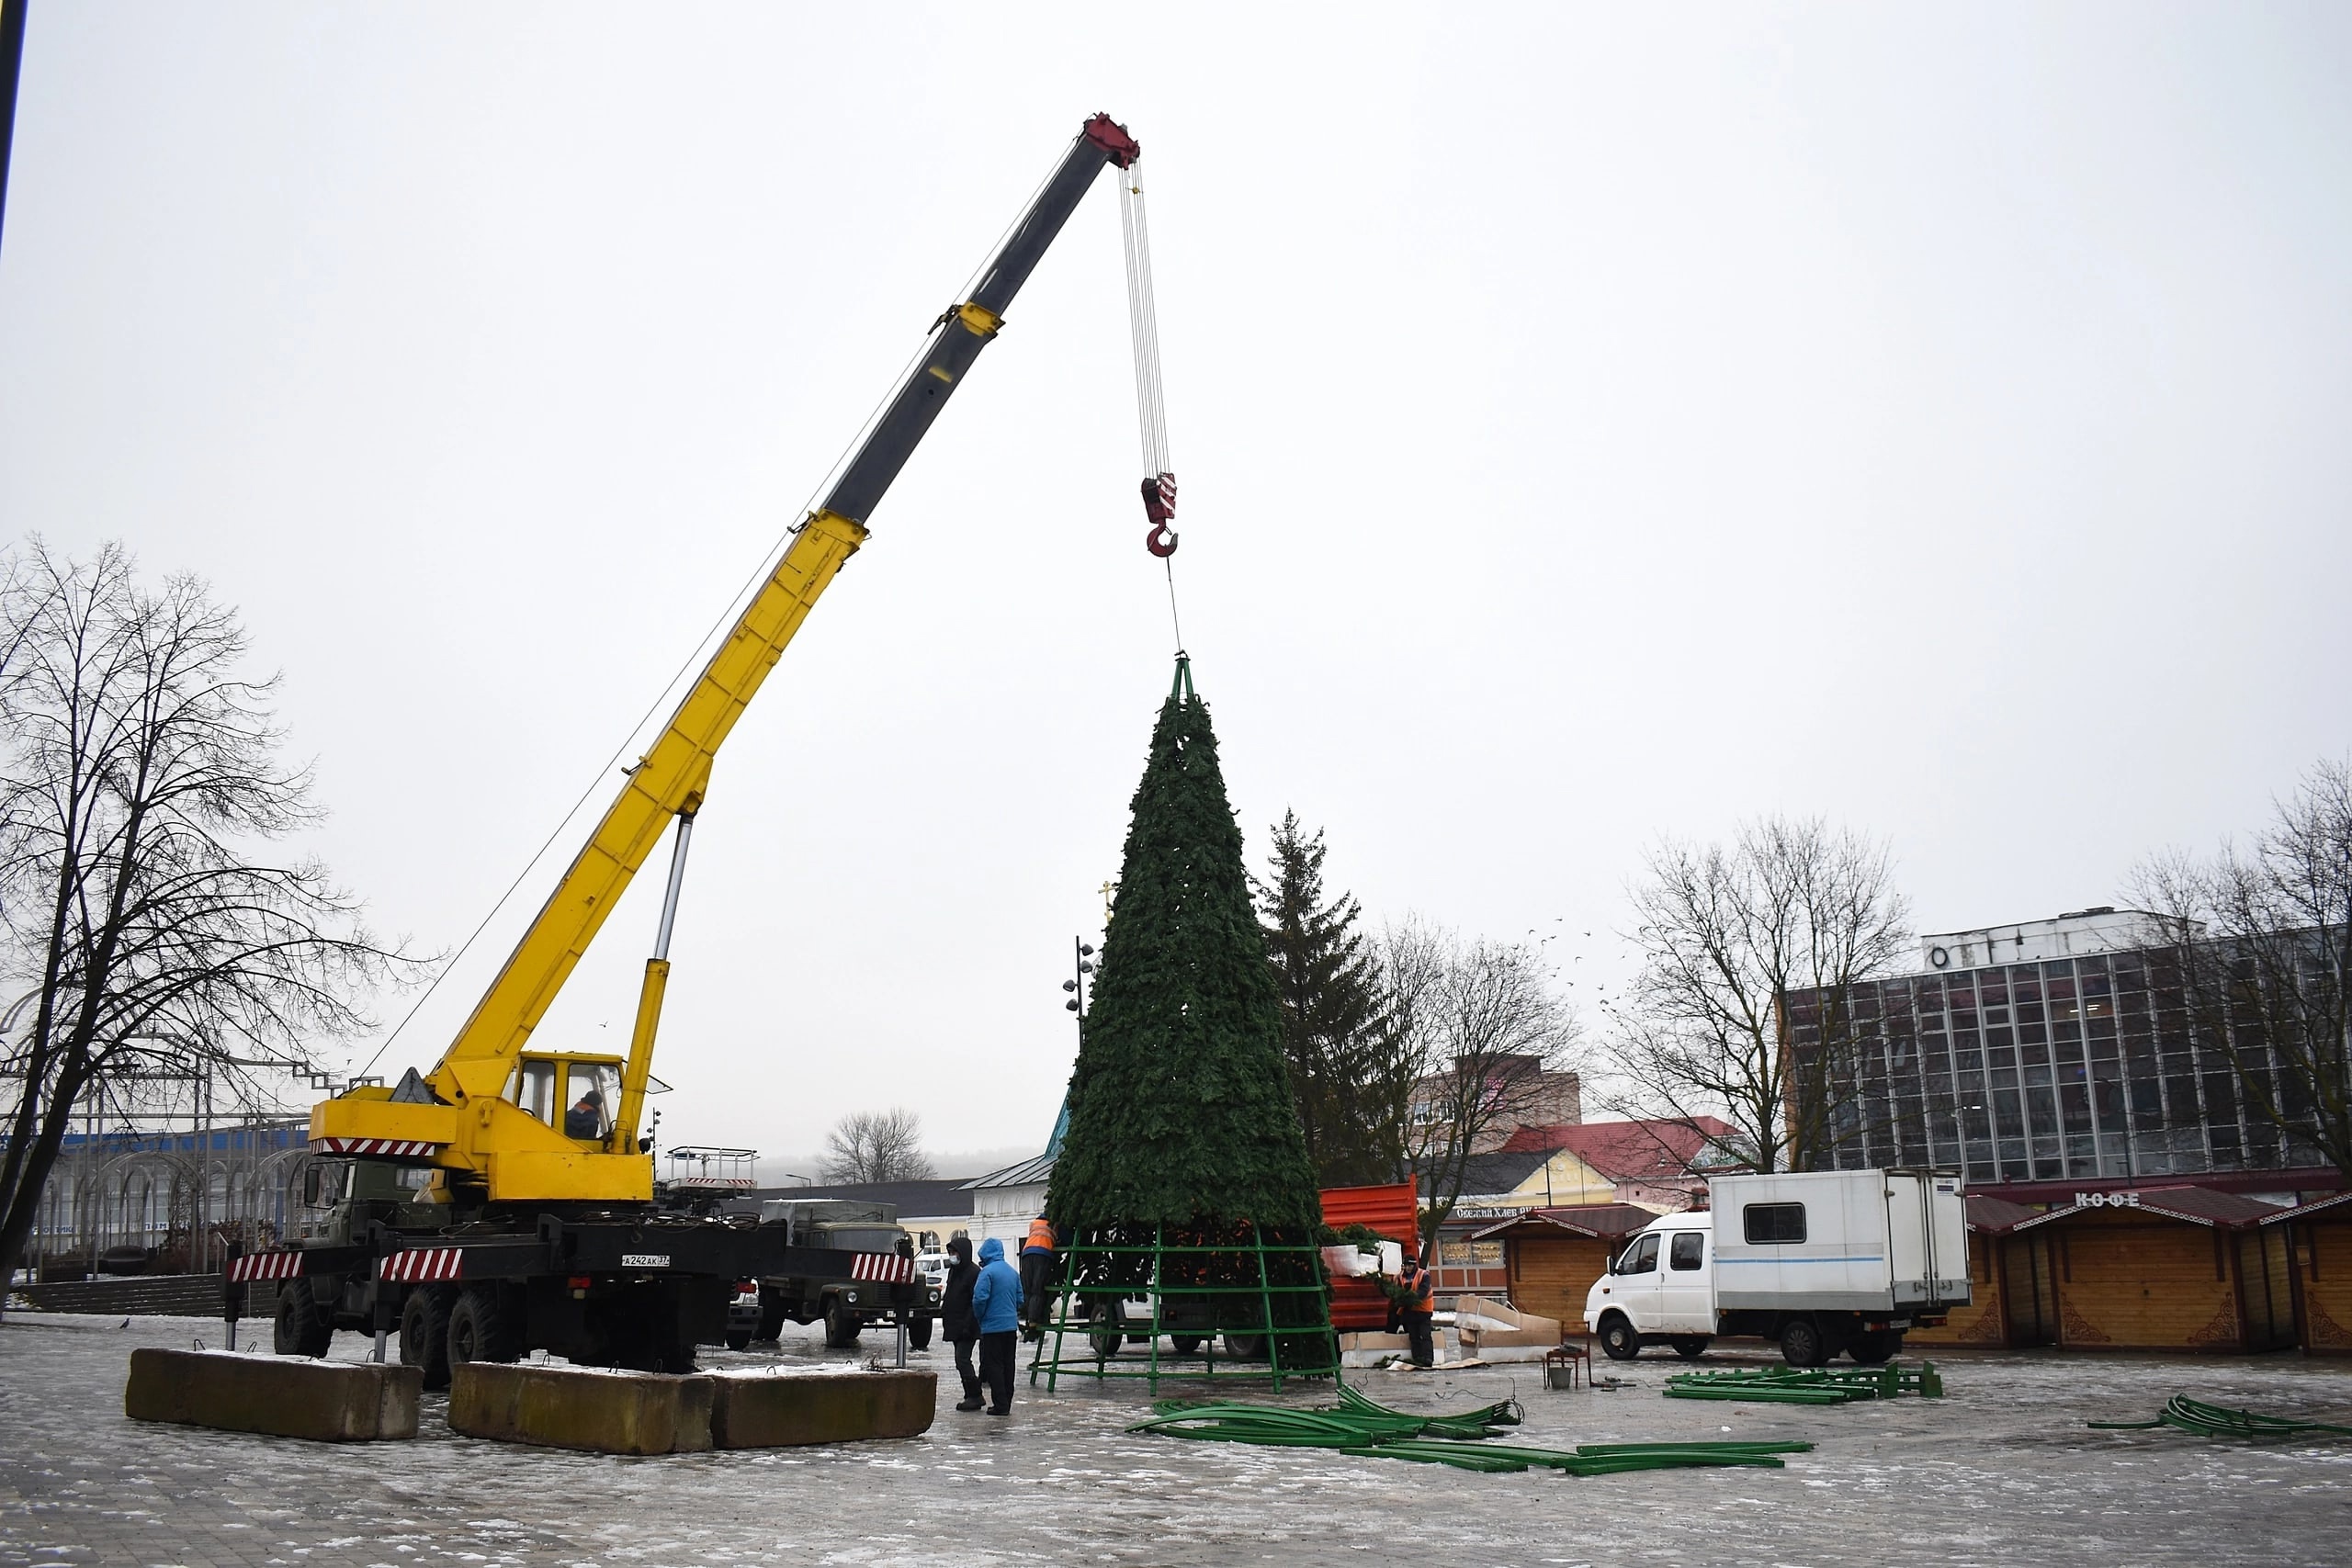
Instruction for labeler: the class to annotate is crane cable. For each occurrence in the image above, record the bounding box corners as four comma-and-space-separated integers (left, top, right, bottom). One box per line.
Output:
1118, 159, 1185, 656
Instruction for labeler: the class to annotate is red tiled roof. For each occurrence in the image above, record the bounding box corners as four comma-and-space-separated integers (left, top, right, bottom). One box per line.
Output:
1498, 1117, 1742, 1179
2262, 1188, 2352, 1224
1466, 1203, 1663, 1243
2012, 1184, 2286, 1232
1964, 1194, 2040, 1234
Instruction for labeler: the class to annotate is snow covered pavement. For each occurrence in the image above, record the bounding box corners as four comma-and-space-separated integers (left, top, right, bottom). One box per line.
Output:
2, 1310, 2347, 1566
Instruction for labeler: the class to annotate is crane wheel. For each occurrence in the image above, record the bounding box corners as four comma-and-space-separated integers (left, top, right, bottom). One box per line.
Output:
400, 1287, 455, 1391
272, 1279, 332, 1358
447, 1285, 523, 1369
822, 1297, 863, 1349
907, 1314, 933, 1350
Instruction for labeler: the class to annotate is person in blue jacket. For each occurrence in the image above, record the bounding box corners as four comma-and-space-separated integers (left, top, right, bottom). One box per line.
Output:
968, 1236, 1025, 1416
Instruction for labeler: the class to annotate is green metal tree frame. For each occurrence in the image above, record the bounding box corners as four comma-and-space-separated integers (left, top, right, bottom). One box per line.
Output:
1028, 1222, 1338, 1394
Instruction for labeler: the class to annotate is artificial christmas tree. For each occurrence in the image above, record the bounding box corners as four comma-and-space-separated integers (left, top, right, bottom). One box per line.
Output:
1035, 660, 1334, 1391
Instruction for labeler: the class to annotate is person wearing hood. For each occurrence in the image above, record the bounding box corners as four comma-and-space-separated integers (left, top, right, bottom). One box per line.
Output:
967, 1235, 1025, 1416
940, 1235, 984, 1412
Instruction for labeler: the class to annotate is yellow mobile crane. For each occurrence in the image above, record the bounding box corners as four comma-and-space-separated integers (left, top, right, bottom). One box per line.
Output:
233, 114, 1148, 1382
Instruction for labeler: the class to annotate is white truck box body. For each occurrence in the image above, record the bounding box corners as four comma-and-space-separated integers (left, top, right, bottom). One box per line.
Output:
1710, 1169, 1968, 1313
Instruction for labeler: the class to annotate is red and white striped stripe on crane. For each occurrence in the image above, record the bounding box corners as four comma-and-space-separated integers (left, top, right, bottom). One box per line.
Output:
848, 1252, 915, 1283
310, 1136, 440, 1157
379, 1248, 465, 1283
226, 1251, 306, 1282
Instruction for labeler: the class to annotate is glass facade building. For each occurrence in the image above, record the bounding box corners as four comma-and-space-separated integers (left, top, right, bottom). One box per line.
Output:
1786, 932, 2317, 1187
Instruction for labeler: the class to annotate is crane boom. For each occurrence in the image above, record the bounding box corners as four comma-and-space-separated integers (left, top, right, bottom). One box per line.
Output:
314, 114, 1143, 1201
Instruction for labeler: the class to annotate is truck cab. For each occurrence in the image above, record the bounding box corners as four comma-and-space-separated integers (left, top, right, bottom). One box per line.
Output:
725, 1199, 940, 1352
1586, 1212, 1718, 1360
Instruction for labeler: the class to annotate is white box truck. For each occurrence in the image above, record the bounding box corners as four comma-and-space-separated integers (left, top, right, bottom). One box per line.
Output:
1583, 1168, 1970, 1367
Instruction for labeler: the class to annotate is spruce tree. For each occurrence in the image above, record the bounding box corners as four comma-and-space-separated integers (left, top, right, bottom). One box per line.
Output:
1253, 811, 1388, 1188
1049, 668, 1320, 1235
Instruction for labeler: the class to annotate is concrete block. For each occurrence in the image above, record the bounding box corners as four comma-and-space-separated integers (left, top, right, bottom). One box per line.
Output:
448, 1362, 714, 1454
123, 1348, 420, 1442
708, 1369, 936, 1449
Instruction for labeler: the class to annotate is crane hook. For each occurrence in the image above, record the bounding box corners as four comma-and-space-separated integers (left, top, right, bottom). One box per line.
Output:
1139, 471, 1179, 558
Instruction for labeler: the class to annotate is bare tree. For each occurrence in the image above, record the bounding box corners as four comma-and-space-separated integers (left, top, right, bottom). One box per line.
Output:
1605, 816, 1910, 1174
2132, 758, 2352, 1182
1384, 919, 1582, 1263
819, 1107, 936, 1184
0, 541, 415, 1301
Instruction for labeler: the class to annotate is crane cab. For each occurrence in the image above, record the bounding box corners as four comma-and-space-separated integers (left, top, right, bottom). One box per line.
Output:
506, 1054, 626, 1145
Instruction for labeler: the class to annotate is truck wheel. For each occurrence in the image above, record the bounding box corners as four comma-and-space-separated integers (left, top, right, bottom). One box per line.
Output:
1086, 1300, 1126, 1359
1171, 1335, 1204, 1355
724, 1329, 754, 1351
651, 1319, 699, 1373
447, 1286, 523, 1369
400, 1286, 454, 1391
1221, 1332, 1267, 1360
272, 1279, 332, 1358
907, 1314, 933, 1350
1598, 1314, 1641, 1361
822, 1297, 862, 1348
1778, 1316, 1829, 1368
757, 1296, 786, 1341
1849, 1328, 1903, 1364
1671, 1337, 1711, 1360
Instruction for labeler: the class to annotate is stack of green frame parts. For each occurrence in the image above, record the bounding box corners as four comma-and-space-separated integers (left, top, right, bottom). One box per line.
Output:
2089, 1394, 2352, 1439
1132, 1385, 1815, 1474
1665, 1362, 1945, 1404
1029, 1221, 1336, 1394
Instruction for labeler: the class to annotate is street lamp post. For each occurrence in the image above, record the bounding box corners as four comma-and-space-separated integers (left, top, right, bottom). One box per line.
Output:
1947, 1103, 1984, 1185
1061, 937, 1096, 1030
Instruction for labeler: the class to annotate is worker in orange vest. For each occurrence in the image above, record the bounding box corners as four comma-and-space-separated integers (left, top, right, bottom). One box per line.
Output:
1019, 1215, 1057, 1337
1400, 1251, 1437, 1368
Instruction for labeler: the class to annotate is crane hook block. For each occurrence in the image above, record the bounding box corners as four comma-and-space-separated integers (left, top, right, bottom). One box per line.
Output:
1140, 472, 1179, 556
1141, 472, 1177, 524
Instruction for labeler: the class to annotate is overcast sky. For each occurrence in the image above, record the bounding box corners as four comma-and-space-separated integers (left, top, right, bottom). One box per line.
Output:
3, 6, 2347, 1173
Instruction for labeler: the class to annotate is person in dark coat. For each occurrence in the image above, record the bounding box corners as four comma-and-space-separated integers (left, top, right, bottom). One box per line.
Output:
940, 1235, 984, 1411
563, 1088, 604, 1139
967, 1235, 1024, 1416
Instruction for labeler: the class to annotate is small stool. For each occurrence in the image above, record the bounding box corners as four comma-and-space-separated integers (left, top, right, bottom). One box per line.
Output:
1543, 1340, 1589, 1391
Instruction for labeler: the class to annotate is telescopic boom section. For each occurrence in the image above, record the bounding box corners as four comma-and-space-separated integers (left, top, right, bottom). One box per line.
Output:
414, 114, 1142, 1149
